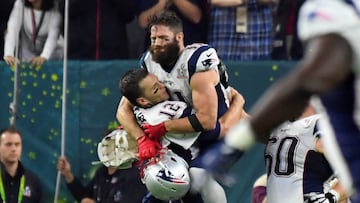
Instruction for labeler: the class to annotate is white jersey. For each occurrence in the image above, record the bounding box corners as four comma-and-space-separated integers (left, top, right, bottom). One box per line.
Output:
134, 100, 200, 150
4, 0, 62, 60
141, 43, 230, 110
265, 115, 333, 202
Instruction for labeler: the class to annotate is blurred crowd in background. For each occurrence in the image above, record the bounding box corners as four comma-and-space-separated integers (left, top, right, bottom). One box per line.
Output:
1, 0, 305, 64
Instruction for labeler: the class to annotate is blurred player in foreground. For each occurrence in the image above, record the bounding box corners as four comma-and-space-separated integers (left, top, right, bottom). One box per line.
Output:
202, 1, 360, 202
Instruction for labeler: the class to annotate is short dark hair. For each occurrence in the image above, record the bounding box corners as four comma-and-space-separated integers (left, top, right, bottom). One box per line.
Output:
0, 126, 22, 143
119, 69, 149, 106
147, 10, 183, 34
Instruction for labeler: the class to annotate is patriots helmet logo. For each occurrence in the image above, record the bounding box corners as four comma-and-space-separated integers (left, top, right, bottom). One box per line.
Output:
156, 168, 188, 184
201, 58, 217, 69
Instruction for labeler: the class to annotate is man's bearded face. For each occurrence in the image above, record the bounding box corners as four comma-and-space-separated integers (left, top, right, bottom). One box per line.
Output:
150, 37, 180, 66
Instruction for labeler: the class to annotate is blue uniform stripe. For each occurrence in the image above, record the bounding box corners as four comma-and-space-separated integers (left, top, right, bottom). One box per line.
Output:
187, 45, 211, 83
140, 52, 148, 71
344, 0, 360, 15
303, 151, 333, 194
215, 84, 228, 117
321, 74, 360, 191
179, 106, 193, 118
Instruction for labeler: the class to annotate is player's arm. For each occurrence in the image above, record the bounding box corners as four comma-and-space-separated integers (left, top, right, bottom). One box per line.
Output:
219, 86, 249, 138
144, 69, 219, 136
163, 69, 219, 132
143, 47, 222, 137
223, 33, 353, 153
313, 137, 351, 202
331, 179, 350, 203
228, 86, 250, 120
116, 97, 144, 139
250, 34, 353, 142
304, 176, 350, 203
117, 97, 162, 160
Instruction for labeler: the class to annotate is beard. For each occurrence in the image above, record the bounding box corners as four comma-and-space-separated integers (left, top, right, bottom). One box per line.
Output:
150, 39, 180, 67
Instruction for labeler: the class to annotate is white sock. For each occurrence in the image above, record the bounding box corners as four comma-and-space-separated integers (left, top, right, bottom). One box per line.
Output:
189, 167, 227, 203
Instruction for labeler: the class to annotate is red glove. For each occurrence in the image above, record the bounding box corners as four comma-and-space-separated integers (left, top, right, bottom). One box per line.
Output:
143, 122, 167, 140
137, 135, 161, 161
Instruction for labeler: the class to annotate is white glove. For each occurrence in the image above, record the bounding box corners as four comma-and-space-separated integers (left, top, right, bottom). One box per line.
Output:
304, 190, 339, 203
225, 119, 256, 151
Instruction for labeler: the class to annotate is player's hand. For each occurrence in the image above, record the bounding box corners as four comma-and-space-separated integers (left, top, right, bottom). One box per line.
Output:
137, 135, 162, 161
143, 122, 167, 140
30, 56, 46, 66
3, 56, 19, 67
225, 119, 256, 150
304, 190, 339, 203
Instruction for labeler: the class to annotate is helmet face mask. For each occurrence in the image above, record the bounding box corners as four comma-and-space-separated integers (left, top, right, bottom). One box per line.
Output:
97, 128, 138, 168
141, 149, 190, 201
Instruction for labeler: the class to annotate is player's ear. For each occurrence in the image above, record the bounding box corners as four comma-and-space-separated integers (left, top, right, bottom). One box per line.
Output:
136, 97, 150, 107
176, 32, 184, 42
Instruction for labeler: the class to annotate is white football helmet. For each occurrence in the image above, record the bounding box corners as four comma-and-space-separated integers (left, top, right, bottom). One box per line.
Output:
97, 128, 138, 168
141, 149, 190, 201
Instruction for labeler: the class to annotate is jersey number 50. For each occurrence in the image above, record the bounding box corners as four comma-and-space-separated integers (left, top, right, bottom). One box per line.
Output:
265, 137, 299, 177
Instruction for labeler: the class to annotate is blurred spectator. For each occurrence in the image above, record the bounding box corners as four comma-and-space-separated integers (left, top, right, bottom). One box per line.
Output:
57, 128, 147, 203
0, 0, 16, 58
208, 0, 273, 61
3, 0, 63, 66
136, 0, 210, 50
272, 0, 305, 60
126, 16, 146, 59
57, 156, 147, 203
0, 126, 44, 203
252, 174, 267, 203
60, 0, 136, 60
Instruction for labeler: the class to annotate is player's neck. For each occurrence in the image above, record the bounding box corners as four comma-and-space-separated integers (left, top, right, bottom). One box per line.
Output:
166, 48, 183, 67
161, 57, 178, 71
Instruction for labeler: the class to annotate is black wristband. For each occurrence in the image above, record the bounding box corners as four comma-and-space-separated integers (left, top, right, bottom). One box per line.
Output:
188, 114, 204, 132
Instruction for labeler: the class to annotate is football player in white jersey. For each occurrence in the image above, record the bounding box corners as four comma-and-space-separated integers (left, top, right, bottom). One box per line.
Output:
266, 105, 349, 202
202, 0, 360, 202
119, 68, 246, 203
252, 105, 350, 203
116, 10, 245, 169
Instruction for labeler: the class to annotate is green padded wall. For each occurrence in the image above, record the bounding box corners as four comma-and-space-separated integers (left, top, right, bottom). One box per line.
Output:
0, 60, 294, 202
